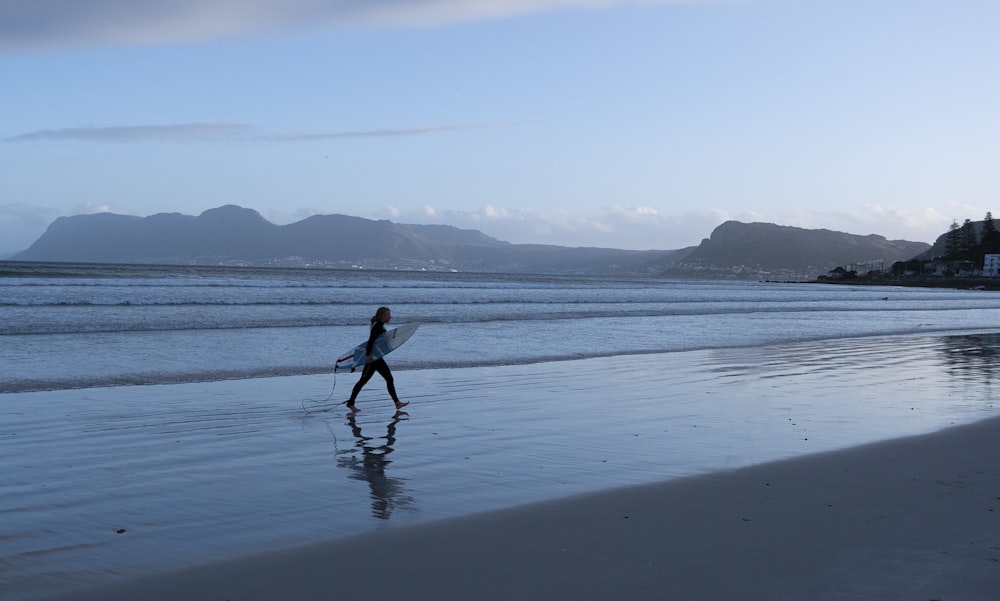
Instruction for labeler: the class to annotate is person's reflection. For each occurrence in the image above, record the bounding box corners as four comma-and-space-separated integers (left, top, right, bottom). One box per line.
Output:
337, 411, 416, 520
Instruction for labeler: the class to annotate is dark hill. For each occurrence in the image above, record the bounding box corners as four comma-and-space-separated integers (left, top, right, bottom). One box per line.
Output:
13, 207, 932, 278
661, 221, 930, 279
912, 219, 1000, 261
14, 205, 682, 275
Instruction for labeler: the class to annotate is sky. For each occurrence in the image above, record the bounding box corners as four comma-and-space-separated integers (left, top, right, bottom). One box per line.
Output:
2, 0, 999, 255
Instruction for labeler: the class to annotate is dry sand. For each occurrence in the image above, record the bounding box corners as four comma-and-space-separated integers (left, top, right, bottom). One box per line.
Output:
45, 415, 1000, 601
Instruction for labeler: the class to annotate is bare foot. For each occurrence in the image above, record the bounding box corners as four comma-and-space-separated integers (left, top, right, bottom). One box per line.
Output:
346, 403, 360, 413
394, 401, 409, 410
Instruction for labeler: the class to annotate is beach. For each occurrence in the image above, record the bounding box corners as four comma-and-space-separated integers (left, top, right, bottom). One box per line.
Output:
4, 333, 999, 600
46, 414, 1000, 601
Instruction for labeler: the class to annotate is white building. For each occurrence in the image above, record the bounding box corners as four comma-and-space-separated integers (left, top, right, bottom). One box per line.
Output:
983, 254, 1000, 277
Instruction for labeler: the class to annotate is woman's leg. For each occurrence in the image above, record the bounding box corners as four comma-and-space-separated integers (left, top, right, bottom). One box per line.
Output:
347, 363, 377, 409
372, 360, 406, 408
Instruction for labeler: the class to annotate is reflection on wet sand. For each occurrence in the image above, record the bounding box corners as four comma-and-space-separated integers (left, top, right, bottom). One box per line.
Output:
940, 333, 1000, 385
337, 412, 417, 520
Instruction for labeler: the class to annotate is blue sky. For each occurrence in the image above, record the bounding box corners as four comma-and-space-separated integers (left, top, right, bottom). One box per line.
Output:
2, 0, 998, 255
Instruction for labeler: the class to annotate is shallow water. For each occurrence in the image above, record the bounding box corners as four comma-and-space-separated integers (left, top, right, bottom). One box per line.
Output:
2, 332, 997, 600
6, 262, 1000, 392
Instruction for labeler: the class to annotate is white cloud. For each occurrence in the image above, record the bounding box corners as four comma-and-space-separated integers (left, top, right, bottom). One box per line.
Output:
368, 204, 724, 250
607, 205, 659, 223
481, 205, 510, 219
2, 0, 693, 55
857, 205, 950, 238
4, 123, 470, 144
261, 125, 477, 142
4, 124, 254, 144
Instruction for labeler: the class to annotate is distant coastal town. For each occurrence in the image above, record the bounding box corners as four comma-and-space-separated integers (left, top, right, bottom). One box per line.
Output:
821, 213, 1000, 290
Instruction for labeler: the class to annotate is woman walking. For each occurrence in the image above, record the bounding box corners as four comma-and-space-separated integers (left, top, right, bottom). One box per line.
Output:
346, 307, 408, 412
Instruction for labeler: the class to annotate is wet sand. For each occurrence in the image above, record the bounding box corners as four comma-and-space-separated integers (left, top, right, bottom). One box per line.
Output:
4, 333, 999, 599
46, 415, 1000, 601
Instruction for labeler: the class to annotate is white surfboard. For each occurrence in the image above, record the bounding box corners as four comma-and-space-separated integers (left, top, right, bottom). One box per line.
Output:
334, 323, 419, 373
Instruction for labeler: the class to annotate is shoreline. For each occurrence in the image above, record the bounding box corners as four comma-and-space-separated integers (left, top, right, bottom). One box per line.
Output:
43, 415, 1000, 600
812, 276, 1000, 291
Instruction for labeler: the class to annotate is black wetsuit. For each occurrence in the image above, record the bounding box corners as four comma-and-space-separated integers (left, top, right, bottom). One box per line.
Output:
347, 321, 399, 406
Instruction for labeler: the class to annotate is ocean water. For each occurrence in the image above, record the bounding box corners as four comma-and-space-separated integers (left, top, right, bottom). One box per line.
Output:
5, 261, 1000, 393
3, 261, 1000, 599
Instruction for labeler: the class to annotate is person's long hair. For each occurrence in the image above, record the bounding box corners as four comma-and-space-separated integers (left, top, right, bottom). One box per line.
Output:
371, 306, 390, 325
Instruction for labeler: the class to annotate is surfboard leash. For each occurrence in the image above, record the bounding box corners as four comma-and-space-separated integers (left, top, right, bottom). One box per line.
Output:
301, 370, 340, 414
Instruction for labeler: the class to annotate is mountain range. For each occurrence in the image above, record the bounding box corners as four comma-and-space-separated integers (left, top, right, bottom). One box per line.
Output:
10, 205, 931, 279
